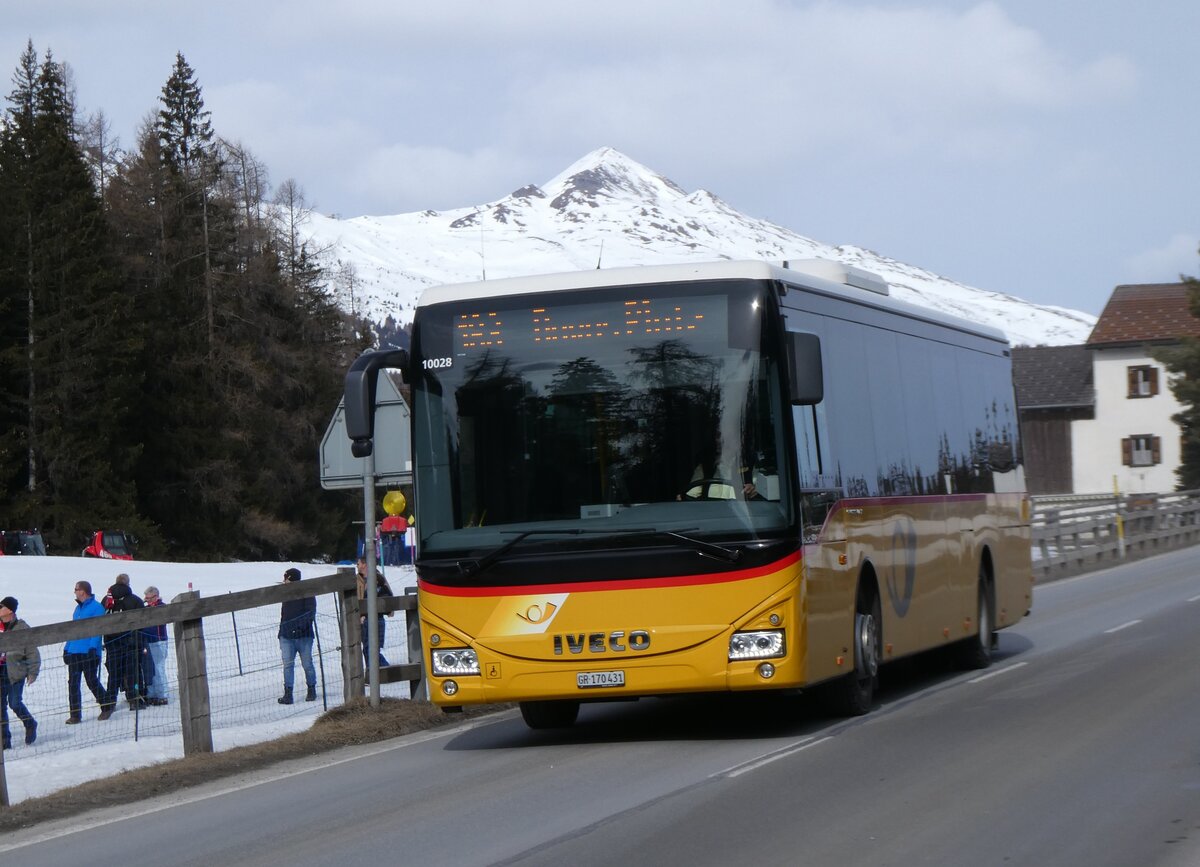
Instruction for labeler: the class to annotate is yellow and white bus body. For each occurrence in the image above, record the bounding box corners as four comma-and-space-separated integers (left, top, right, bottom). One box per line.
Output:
407, 260, 1032, 726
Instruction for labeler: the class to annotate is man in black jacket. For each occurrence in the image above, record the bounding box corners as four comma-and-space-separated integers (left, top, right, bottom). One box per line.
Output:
99, 583, 145, 719
278, 568, 317, 704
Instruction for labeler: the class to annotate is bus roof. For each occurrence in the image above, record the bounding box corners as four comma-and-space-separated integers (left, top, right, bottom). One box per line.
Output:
416, 259, 1009, 347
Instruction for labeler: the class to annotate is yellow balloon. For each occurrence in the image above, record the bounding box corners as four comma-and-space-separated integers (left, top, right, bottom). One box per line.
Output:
382, 490, 407, 516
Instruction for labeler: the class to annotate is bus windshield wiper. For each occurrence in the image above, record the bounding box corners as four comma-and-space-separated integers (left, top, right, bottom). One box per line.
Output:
457, 529, 586, 576
632, 529, 742, 563
457, 526, 740, 576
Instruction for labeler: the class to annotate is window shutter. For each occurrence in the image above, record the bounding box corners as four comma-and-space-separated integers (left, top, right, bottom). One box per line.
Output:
1150, 367, 1159, 396
1127, 368, 1137, 397
1122, 437, 1133, 466
1152, 436, 1162, 464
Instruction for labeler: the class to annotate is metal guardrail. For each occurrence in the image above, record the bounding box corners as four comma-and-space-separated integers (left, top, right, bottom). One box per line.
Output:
1031, 489, 1200, 581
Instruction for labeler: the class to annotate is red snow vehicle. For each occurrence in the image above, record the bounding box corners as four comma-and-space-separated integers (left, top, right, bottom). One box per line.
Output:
82, 530, 136, 560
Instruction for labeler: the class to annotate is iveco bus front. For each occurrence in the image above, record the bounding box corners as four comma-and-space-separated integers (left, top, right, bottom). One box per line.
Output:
346, 259, 1031, 729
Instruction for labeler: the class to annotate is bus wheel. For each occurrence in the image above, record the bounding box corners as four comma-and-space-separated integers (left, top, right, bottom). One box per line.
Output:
956, 570, 994, 670
520, 700, 581, 729
830, 587, 880, 716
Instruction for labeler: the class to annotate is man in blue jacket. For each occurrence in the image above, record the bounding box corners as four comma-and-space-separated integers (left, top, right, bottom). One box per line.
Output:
64, 581, 107, 723
278, 568, 317, 704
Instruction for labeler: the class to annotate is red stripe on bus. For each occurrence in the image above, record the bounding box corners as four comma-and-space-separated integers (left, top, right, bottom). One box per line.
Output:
836, 493, 991, 508
418, 550, 803, 597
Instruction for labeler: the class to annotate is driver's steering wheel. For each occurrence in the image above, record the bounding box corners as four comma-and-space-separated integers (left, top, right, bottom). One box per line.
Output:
681, 477, 736, 501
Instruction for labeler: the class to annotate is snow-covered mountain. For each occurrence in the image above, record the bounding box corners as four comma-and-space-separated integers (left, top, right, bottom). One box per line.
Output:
303, 147, 1094, 347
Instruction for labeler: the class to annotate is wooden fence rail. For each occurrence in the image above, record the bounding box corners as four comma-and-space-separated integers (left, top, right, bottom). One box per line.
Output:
1031, 489, 1200, 581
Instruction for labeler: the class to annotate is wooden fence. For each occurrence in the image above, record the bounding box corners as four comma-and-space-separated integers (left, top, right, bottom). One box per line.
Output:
0, 568, 424, 806
1031, 489, 1200, 581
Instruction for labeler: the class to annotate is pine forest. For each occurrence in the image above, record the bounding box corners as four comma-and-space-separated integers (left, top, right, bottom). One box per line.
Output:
0, 43, 372, 561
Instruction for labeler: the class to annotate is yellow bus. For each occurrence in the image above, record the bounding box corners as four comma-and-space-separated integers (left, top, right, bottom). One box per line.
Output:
366, 259, 1032, 728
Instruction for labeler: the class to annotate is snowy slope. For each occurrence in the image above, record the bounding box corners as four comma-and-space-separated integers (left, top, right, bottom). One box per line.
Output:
304, 147, 1095, 347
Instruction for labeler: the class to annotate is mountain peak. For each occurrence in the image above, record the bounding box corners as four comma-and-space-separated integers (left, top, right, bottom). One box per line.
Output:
543, 147, 686, 212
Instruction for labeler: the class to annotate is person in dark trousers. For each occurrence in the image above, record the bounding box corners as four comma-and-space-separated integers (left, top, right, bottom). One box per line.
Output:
99, 583, 145, 719
0, 596, 40, 747
278, 568, 317, 704
355, 558, 394, 670
64, 581, 108, 723
141, 586, 169, 705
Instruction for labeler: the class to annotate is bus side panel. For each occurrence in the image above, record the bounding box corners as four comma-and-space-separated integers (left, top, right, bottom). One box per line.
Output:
805, 491, 1030, 685
801, 538, 852, 686
990, 494, 1034, 628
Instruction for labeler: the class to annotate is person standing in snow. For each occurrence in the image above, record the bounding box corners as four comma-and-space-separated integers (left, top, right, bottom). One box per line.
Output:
277, 568, 317, 704
140, 585, 169, 705
0, 596, 40, 748
100, 572, 131, 610
99, 583, 145, 719
355, 557, 393, 671
64, 581, 108, 723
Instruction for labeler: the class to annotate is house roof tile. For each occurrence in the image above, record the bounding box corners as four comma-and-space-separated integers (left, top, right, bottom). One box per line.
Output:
1086, 283, 1200, 346
1011, 345, 1094, 409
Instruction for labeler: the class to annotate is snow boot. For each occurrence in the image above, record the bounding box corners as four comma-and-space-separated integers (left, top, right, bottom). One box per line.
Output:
277, 687, 294, 705
66, 715, 81, 725
305, 685, 317, 702
25, 721, 37, 745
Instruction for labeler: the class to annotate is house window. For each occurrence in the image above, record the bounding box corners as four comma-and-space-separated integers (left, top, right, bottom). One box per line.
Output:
1127, 365, 1159, 398
1122, 435, 1161, 467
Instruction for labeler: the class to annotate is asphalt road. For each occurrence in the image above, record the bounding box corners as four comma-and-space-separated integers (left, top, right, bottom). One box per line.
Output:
6, 547, 1200, 867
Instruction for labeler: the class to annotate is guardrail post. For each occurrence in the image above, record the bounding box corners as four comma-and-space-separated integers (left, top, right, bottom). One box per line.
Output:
173, 590, 213, 756
406, 586, 425, 700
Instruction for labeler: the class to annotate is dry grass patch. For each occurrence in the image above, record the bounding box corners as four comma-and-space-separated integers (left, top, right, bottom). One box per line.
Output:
0, 699, 505, 832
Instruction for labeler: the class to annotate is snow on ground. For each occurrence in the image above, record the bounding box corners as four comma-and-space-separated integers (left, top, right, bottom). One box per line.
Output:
0, 555, 417, 804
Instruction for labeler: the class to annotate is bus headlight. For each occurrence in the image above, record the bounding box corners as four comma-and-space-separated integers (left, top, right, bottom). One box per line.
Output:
431, 648, 481, 676
729, 630, 785, 660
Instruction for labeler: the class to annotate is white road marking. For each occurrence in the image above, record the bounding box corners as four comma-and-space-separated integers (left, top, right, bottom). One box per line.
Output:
1104, 619, 1142, 634
713, 736, 833, 779
0, 709, 518, 853
1187, 594, 1200, 603
967, 661, 1028, 684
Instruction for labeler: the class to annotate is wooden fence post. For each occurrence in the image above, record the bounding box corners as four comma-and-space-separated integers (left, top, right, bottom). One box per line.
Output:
0, 722, 8, 807
341, 585, 364, 700
173, 590, 213, 756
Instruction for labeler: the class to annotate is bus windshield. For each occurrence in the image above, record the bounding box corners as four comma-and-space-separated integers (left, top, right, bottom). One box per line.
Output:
411, 279, 793, 561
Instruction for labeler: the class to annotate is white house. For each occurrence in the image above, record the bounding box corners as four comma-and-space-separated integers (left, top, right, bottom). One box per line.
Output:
1070, 283, 1200, 495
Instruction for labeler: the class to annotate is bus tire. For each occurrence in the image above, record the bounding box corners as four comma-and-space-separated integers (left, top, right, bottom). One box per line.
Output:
520, 700, 580, 729
829, 583, 880, 716
956, 567, 994, 670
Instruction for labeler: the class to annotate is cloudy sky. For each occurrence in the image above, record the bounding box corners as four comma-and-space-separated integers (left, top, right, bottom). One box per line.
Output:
5, 1, 1197, 315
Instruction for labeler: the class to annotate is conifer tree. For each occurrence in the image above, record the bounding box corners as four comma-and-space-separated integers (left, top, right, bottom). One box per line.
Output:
0, 41, 40, 510
1157, 265, 1200, 490
0, 43, 145, 546
121, 82, 231, 557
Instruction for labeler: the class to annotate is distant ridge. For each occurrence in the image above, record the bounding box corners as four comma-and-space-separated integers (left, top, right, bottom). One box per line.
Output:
303, 147, 1095, 347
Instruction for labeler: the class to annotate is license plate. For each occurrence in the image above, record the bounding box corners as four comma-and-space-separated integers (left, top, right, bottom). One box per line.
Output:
577, 670, 625, 689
